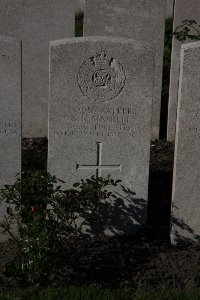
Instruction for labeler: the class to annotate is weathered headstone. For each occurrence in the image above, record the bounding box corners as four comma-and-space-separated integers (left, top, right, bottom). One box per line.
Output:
171, 42, 200, 244
0, 0, 75, 137
167, 0, 200, 141
48, 36, 154, 236
0, 36, 21, 241
84, 0, 166, 139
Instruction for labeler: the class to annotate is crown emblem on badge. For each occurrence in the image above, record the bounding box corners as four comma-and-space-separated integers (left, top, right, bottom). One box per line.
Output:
92, 50, 111, 65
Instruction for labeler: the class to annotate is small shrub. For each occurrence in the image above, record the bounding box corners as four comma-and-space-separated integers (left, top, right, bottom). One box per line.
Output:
0, 171, 121, 286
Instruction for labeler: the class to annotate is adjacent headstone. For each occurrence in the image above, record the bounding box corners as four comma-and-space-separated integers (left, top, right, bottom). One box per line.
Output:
0, 0, 75, 137
166, 0, 174, 18
76, 0, 84, 13
48, 36, 154, 236
171, 42, 200, 244
167, 0, 200, 141
84, 0, 166, 139
0, 36, 21, 241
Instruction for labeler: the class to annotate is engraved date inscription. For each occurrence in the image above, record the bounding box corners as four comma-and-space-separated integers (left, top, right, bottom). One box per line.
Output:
0, 121, 20, 136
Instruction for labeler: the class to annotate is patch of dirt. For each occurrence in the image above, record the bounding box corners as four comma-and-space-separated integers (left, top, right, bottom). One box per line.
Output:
2, 138, 200, 290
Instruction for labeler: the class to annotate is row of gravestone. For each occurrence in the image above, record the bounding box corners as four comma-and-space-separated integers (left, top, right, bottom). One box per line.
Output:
77, 0, 174, 18
84, 0, 200, 142
0, 0, 200, 244
1, 35, 200, 245
0, 34, 154, 240
0, 0, 199, 141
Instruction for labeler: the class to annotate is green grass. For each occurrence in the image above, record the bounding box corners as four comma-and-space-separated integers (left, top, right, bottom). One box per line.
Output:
1, 286, 118, 300
1, 287, 200, 300
75, 11, 84, 37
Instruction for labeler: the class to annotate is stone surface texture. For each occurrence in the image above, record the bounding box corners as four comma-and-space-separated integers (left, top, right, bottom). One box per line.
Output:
84, 0, 166, 139
76, 0, 84, 12
48, 36, 154, 236
0, 36, 21, 241
171, 42, 200, 244
0, 0, 75, 137
167, 0, 200, 141
166, 0, 174, 18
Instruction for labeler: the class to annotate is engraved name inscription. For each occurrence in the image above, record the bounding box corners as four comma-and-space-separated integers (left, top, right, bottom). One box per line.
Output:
78, 50, 126, 102
0, 121, 20, 136
53, 105, 136, 138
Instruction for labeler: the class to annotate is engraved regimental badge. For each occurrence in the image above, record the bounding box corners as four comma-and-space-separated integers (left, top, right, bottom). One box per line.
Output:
78, 50, 126, 102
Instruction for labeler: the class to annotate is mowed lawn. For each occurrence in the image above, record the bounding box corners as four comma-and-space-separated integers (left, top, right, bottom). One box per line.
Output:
1, 287, 200, 300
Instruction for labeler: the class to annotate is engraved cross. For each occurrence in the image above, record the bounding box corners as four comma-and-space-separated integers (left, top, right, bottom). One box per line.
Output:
76, 142, 121, 178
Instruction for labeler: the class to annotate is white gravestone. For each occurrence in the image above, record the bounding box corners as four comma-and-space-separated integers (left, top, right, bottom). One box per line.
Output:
84, 0, 166, 139
48, 36, 154, 236
171, 42, 200, 244
167, 0, 200, 141
0, 36, 21, 241
0, 0, 75, 137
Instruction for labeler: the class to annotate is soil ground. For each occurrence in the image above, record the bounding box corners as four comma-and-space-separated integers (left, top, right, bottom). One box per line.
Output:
1, 139, 200, 290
